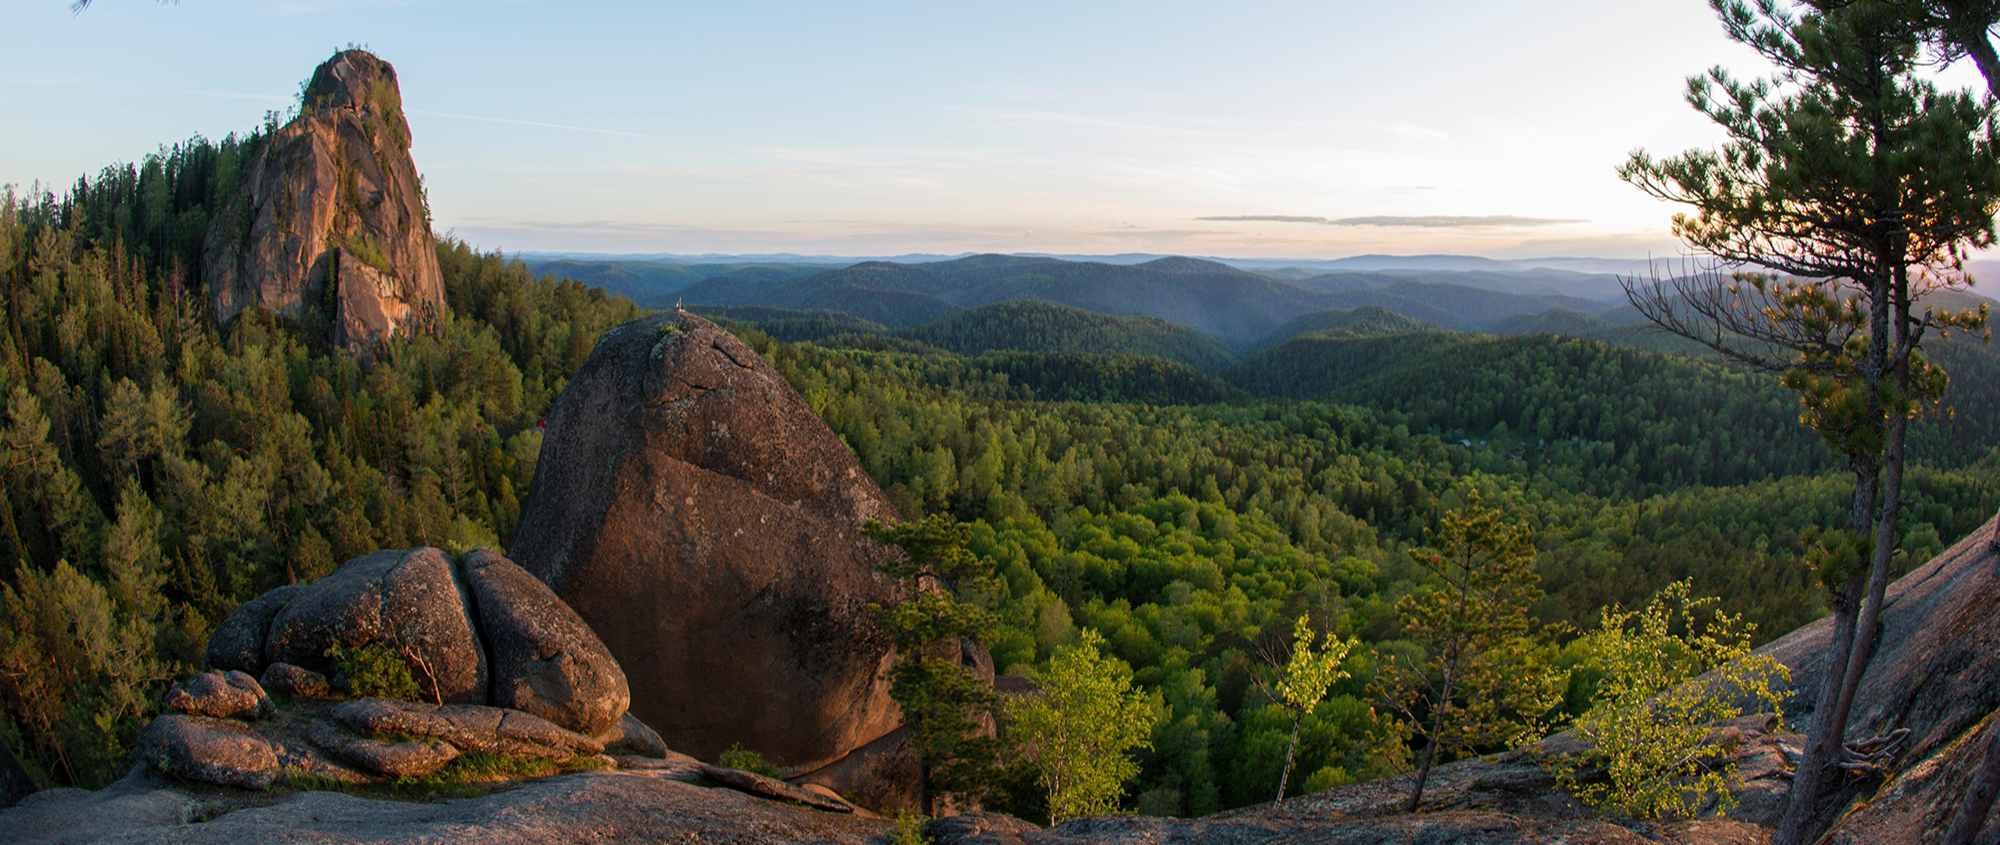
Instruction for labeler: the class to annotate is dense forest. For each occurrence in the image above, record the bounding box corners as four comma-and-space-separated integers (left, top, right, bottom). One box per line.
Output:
3, 132, 1998, 820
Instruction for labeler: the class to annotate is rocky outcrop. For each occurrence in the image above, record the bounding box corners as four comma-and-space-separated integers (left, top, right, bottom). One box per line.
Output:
262, 547, 488, 706
598, 712, 670, 759
137, 716, 281, 790
165, 671, 274, 720
3, 766, 891, 845
201, 49, 443, 359
331, 699, 603, 760
699, 765, 858, 813
258, 662, 330, 699
510, 311, 904, 767
152, 546, 656, 792
209, 547, 623, 736
204, 585, 298, 675
462, 549, 630, 737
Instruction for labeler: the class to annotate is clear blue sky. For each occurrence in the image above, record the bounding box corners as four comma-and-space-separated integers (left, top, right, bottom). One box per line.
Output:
3, 1, 1988, 259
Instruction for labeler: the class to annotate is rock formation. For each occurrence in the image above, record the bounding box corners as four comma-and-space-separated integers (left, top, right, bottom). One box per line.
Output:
261, 547, 489, 706
509, 311, 904, 768
201, 49, 443, 359
462, 549, 629, 737
120, 546, 655, 792
205, 546, 627, 737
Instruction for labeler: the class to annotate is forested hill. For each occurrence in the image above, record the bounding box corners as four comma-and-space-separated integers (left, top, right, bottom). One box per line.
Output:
522, 259, 825, 308
682, 253, 1342, 346
1223, 327, 2000, 493
1244, 306, 1441, 353
1489, 307, 1610, 336
1285, 278, 1616, 332
891, 300, 1237, 372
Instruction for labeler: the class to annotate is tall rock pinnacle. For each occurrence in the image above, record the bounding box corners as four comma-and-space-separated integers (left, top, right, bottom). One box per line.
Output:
201, 49, 444, 359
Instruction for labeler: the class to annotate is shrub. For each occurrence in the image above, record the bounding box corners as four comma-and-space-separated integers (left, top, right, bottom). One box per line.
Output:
1553, 580, 1789, 819
717, 743, 784, 777
325, 641, 423, 702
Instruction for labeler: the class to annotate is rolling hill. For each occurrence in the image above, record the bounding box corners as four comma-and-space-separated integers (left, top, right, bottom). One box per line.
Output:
521, 259, 826, 307
892, 300, 1238, 372
682, 254, 1344, 346
1491, 307, 1612, 335
1245, 305, 1441, 353
1291, 278, 1619, 331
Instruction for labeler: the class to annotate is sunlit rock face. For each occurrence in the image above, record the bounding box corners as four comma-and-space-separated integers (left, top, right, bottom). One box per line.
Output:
201, 49, 443, 359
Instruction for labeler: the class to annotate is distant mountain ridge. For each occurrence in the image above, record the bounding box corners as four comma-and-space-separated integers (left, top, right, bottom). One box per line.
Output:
516, 249, 1679, 276
678, 253, 1628, 347
681, 254, 1338, 347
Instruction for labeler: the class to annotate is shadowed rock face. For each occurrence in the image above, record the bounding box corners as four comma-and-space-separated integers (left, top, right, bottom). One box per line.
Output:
510, 311, 902, 766
201, 49, 442, 359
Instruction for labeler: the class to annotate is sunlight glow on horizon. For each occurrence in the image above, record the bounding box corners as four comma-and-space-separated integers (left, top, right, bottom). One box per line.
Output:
6, 0, 1995, 261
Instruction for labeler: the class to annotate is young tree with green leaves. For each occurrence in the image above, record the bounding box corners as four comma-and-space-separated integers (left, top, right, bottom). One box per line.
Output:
864, 514, 1005, 816
1619, 3, 2000, 841
1004, 628, 1157, 824
1376, 491, 1565, 812
1253, 613, 1356, 804
1554, 580, 1789, 819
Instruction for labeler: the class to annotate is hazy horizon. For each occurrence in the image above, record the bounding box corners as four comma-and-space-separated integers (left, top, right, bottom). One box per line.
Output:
5, 1, 1994, 259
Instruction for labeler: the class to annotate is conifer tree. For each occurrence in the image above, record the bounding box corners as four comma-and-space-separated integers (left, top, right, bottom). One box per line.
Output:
864, 514, 1005, 816
1620, 3, 2000, 841
1375, 492, 1564, 812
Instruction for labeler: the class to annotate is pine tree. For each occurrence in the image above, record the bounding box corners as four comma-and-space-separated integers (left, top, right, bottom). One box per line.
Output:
864, 514, 1005, 815
1375, 491, 1565, 812
1619, 4, 2000, 840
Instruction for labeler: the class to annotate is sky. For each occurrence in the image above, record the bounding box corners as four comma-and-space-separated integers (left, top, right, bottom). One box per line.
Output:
3, 0, 1992, 260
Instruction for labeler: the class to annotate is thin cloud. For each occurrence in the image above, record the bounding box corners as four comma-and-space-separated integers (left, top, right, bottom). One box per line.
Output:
1198, 214, 1585, 228
408, 109, 675, 141
150, 86, 290, 103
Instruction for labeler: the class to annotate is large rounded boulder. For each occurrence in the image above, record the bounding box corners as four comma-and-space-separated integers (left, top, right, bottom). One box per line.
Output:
510, 311, 902, 766
462, 548, 630, 736
262, 547, 488, 705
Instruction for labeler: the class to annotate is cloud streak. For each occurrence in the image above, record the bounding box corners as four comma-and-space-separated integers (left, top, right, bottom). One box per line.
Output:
409, 109, 675, 141
1198, 214, 1585, 228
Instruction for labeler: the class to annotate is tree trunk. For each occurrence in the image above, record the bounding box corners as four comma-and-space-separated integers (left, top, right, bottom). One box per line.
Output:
1944, 717, 2000, 845
1276, 716, 1301, 804
1774, 469, 1879, 845
1836, 396, 1909, 725
919, 756, 934, 819
1947, 11, 2000, 100
1406, 670, 1454, 813
1774, 579, 1861, 845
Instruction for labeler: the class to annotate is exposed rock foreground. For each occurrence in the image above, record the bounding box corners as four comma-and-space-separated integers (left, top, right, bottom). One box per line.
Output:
204, 546, 628, 737
12, 513, 1996, 844
510, 311, 905, 769
201, 49, 444, 359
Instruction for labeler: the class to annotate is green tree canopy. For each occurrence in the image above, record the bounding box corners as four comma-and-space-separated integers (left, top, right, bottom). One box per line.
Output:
1005, 628, 1158, 824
